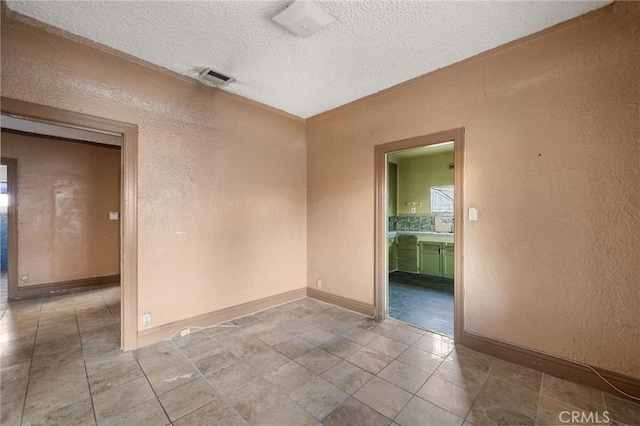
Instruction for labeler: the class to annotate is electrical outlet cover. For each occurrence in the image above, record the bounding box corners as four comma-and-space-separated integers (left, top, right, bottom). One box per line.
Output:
142, 313, 152, 327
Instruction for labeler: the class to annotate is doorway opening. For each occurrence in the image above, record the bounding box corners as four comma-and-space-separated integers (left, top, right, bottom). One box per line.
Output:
0, 163, 9, 300
387, 142, 455, 336
1, 98, 138, 350
375, 129, 464, 343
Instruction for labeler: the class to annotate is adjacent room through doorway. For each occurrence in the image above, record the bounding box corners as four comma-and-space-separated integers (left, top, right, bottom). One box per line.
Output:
0, 116, 124, 348
386, 142, 455, 336
1, 164, 7, 300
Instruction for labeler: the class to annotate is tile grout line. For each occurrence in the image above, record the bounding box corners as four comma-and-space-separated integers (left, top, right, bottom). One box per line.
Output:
100, 288, 117, 323
534, 374, 546, 426
132, 356, 173, 424
72, 291, 99, 425
180, 328, 322, 422
463, 358, 493, 424
167, 333, 248, 423
395, 345, 458, 424
190, 320, 371, 423
18, 294, 44, 425
334, 331, 447, 424
249, 318, 376, 422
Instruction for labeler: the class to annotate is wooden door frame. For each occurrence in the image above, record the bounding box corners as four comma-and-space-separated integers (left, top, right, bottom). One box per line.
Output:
1, 158, 18, 300
1, 97, 139, 351
374, 128, 465, 343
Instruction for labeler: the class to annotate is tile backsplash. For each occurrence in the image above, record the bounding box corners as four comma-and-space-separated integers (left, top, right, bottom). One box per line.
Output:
389, 213, 454, 233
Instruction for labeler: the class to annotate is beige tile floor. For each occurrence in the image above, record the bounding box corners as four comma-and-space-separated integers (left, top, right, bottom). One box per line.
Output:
1, 283, 639, 426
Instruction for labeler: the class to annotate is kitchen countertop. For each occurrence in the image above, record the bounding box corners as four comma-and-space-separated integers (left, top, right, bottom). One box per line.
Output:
388, 231, 454, 243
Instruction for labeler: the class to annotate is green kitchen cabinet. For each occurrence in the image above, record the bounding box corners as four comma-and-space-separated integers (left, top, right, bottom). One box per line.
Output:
417, 241, 455, 279
388, 238, 398, 272
441, 243, 454, 279
419, 242, 441, 276
396, 235, 418, 273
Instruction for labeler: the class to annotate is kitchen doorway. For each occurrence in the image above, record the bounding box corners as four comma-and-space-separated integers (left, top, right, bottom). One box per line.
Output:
0, 162, 10, 300
374, 129, 465, 343
387, 143, 455, 336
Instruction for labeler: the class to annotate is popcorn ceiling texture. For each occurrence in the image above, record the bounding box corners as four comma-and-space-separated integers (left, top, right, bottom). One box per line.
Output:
5, 0, 610, 118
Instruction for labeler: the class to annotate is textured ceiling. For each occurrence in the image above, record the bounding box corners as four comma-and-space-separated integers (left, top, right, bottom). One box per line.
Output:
6, 0, 611, 118
389, 141, 453, 161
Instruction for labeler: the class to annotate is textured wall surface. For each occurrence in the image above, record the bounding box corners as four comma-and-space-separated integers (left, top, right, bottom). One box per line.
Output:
1, 132, 120, 285
1, 15, 307, 327
307, 3, 640, 378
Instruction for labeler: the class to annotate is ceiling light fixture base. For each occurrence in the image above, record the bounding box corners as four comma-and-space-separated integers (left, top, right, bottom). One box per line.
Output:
272, 0, 336, 38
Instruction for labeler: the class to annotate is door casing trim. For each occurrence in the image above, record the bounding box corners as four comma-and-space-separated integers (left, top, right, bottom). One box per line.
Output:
1, 97, 139, 351
374, 128, 465, 343
0, 158, 18, 300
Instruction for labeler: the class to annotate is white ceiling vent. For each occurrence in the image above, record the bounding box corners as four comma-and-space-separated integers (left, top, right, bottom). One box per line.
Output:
197, 68, 235, 87
272, 0, 336, 38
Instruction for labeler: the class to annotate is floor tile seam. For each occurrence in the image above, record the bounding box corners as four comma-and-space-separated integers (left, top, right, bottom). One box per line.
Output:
377, 359, 438, 422
270, 338, 313, 360
314, 388, 351, 424
536, 376, 611, 415
170, 337, 221, 387
351, 375, 407, 424
342, 364, 375, 396
132, 355, 172, 424
263, 362, 344, 424
431, 349, 467, 366
73, 293, 99, 425
167, 335, 249, 422
290, 356, 328, 377
18, 294, 44, 425
601, 393, 638, 426
414, 392, 468, 423
209, 343, 326, 424
291, 332, 327, 349
281, 357, 358, 421
460, 366, 494, 425
534, 373, 545, 426
486, 370, 550, 397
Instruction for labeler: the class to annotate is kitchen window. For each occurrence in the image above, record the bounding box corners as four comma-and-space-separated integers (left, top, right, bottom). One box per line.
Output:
431, 185, 454, 213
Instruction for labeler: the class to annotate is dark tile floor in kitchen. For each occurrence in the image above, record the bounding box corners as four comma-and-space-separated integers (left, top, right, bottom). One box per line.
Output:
2, 283, 639, 425
389, 271, 454, 336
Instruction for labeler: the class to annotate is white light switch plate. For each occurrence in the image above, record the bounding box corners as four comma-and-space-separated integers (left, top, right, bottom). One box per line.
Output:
469, 208, 478, 221
109, 212, 119, 220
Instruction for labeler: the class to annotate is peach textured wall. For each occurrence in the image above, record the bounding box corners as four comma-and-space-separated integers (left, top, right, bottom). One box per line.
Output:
1, 14, 307, 328
307, 3, 639, 378
1, 132, 121, 285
